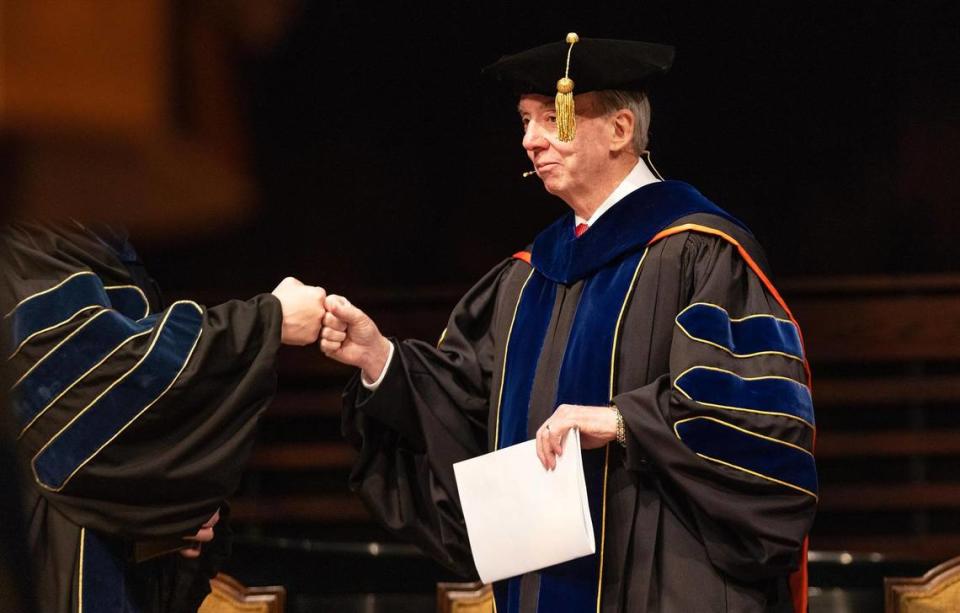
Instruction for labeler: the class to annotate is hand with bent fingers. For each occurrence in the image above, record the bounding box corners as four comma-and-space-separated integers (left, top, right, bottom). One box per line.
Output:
320, 295, 392, 383
180, 509, 220, 559
535, 404, 619, 470
271, 277, 326, 346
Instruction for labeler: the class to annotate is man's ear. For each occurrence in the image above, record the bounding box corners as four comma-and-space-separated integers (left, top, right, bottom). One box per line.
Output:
610, 109, 635, 153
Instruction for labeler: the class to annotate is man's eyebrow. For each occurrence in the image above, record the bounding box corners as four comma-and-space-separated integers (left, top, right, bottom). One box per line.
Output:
516, 105, 556, 115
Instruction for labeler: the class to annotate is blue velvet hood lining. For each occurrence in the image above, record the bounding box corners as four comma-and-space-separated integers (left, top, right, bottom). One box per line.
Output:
531, 181, 745, 284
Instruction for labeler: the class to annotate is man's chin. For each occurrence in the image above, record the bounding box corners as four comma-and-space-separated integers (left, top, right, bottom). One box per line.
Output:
540, 177, 566, 197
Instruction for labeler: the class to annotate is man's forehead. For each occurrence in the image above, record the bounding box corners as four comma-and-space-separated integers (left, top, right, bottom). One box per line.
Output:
517, 94, 555, 114
517, 93, 598, 114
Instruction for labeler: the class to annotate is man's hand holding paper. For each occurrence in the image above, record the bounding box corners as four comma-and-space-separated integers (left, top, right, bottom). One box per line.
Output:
452, 428, 595, 584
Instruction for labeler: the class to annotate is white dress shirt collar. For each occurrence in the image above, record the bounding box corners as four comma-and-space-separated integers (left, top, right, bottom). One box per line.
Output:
575, 158, 661, 227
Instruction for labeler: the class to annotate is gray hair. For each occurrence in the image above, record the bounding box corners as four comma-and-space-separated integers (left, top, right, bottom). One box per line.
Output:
592, 90, 651, 155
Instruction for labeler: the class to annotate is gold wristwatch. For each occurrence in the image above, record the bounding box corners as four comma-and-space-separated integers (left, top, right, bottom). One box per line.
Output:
611, 404, 626, 448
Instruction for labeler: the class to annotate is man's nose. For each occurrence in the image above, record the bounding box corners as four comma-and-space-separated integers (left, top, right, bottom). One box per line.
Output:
522, 121, 548, 152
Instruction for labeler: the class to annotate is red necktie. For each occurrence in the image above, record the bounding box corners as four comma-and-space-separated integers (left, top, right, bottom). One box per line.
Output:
575, 223, 589, 238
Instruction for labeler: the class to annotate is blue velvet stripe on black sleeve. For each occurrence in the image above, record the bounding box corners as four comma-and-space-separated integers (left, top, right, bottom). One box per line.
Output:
674, 366, 814, 426
104, 286, 151, 320
4, 272, 110, 356
12, 311, 161, 434
674, 416, 818, 498
32, 301, 203, 492
675, 303, 803, 359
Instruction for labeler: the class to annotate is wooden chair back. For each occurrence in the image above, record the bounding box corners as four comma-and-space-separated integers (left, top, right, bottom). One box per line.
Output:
198, 573, 285, 613
437, 581, 493, 613
886, 556, 960, 612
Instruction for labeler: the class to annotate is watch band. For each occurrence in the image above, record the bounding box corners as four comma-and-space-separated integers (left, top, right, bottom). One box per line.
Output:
611, 404, 626, 448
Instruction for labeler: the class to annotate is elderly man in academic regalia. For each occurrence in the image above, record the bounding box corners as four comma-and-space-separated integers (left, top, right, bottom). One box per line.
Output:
320, 34, 817, 613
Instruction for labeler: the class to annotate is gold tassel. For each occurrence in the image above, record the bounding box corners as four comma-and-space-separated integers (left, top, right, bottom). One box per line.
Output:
556, 32, 579, 142
556, 78, 575, 142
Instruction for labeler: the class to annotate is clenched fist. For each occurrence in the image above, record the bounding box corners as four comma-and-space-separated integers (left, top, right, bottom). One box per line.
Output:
271, 277, 326, 346
320, 295, 392, 382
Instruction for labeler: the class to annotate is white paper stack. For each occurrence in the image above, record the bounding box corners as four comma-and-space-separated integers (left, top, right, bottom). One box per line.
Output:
452, 428, 595, 584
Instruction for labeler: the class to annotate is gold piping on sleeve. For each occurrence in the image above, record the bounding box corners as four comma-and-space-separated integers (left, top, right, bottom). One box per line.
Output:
437, 328, 448, 349
31, 301, 204, 492
673, 415, 813, 456
12, 309, 109, 388
672, 365, 814, 429
673, 415, 817, 499
597, 248, 648, 612
7, 305, 103, 360
492, 269, 535, 451
104, 284, 151, 319
2, 271, 96, 319
679, 301, 796, 325
693, 452, 818, 499
674, 302, 804, 362
17, 326, 155, 439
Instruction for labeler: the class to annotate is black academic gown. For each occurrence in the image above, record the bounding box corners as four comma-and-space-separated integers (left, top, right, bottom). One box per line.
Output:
0, 222, 283, 613
343, 181, 817, 613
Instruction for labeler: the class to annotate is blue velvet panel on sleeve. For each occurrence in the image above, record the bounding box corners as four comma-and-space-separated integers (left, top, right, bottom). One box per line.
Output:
32, 302, 203, 491
105, 286, 151, 320
676, 303, 803, 359
5, 272, 109, 354
12, 311, 160, 433
675, 416, 818, 497
675, 366, 814, 426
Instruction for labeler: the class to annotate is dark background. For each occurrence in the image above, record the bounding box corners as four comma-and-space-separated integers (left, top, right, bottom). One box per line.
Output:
3, 4, 958, 608
139, 0, 960, 296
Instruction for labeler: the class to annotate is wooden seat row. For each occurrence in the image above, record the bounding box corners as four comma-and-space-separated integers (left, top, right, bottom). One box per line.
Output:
785, 275, 960, 559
